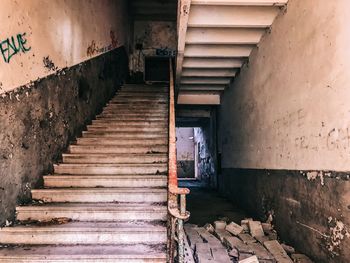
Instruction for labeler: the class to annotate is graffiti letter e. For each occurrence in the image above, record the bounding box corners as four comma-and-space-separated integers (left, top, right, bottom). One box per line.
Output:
0, 39, 10, 63
18, 33, 31, 52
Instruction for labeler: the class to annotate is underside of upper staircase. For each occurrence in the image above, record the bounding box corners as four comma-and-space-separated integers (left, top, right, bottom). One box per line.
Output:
176, 0, 288, 105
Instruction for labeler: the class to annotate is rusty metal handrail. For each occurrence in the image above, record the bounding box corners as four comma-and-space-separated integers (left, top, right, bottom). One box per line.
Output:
167, 58, 190, 263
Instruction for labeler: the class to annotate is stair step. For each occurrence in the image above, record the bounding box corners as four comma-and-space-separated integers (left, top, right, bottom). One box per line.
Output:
106, 102, 166, 106
86, 126, 166, 132
82, 131, 167, 139
0, 244, 166, 262
16, 203, 167, 222
31, 188, 167, 203
62, 153, 167, 163
91, 120, 167, 127
101, 109, 167, 114
109, 98, 167, 103
121, 86, 167, 90
0, 222, 167, 245
75, 138, 167, 146
97, 114, 167, 119
96, 113, 167, 119
68, 145, 168, 154
120, 87, 167, 91
102, 108, 167, 114
44, 175, 167, 188
54, 163, 167, 175
115, 94, 167, 98
95, 116, 167, 121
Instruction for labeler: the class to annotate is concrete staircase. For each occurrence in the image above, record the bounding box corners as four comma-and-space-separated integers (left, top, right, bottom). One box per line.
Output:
0, 84, 169, 262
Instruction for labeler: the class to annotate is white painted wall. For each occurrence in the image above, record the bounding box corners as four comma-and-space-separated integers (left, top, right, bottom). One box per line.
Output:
0, 0, 128, 94
219, 0, 350, 171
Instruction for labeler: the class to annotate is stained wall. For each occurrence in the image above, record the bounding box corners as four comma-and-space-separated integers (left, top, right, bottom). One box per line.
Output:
218, 0, 350, 262
0, 0, 129, 225
0, 0, 128, 94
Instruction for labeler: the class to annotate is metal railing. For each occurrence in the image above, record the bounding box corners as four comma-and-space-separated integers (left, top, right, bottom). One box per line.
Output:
167, 58, 190, 263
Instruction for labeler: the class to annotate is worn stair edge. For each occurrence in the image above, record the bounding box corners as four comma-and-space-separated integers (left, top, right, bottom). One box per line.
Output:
62, 153, 168, 164
53, 164, 168, 175
67, 146, 168, 155
43, 175, 167, 188
75, 138, 167, 146
31, 188, 168, 203
0, 222, 167, 245
0, 244, 167, 263
16, 203, 167, 222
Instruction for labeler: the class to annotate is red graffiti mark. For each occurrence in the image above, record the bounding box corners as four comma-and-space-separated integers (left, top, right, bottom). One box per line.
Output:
87, 40, 99, 57
110, 30, 119, 49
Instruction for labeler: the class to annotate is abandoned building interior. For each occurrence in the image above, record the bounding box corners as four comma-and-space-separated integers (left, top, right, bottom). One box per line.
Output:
0, 0, 349, 262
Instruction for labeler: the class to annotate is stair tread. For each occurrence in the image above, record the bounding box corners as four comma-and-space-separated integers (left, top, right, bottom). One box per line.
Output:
0, 244, 166, 260
62, 153, 167, 156
45, 174, 167, 178
54, 163, 167, 167
17, 203, 166, 210
0, 222, 166, 234
32, 188, 167, 192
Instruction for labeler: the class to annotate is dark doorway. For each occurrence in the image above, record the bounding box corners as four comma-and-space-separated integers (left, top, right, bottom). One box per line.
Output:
144, 56, 169, 82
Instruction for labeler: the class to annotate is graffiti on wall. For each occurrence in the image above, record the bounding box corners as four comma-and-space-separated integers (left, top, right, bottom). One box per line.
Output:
156, 47, 176, 57
87, 30, 119, 57
0, 33, 31, 63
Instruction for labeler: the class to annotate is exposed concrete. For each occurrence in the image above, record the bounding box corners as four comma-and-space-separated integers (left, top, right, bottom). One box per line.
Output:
218, 0, 350, 262
219, 169, 350, 263
130, 21, 176, 75
0, 47, 128, 226
194, 116, 217, 187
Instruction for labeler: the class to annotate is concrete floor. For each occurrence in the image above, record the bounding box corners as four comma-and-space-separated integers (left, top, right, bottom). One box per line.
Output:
179, 180, 248, 226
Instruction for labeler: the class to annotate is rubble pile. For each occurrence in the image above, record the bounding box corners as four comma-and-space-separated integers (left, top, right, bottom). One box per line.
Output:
184, 218, 314, 263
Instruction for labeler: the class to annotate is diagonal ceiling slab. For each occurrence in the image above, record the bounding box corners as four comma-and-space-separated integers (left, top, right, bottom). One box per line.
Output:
176, 0, 289, 105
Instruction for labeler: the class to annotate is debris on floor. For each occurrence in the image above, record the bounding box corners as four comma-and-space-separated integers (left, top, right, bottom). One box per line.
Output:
184, 217, 314, 263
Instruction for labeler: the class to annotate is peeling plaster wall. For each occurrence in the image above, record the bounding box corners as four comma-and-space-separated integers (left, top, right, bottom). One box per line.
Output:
195, 118, 217, 187
0, 0, 128, 94
218, 0, 350, 262
0, 1, 129, 225
0, 47, 128, 226
130, 21, 176, 74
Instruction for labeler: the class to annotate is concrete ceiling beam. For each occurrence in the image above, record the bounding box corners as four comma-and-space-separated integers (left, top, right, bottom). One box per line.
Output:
176, 0, 192, 85
183, 57, 244, 68
188, 5, 280, 28
181, 77, 231, 85
182, 68, 237, 77
191, 0, 287, 6
177, 91, 221, 105
186, 28, 265, 44
184, 44, 254, 58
